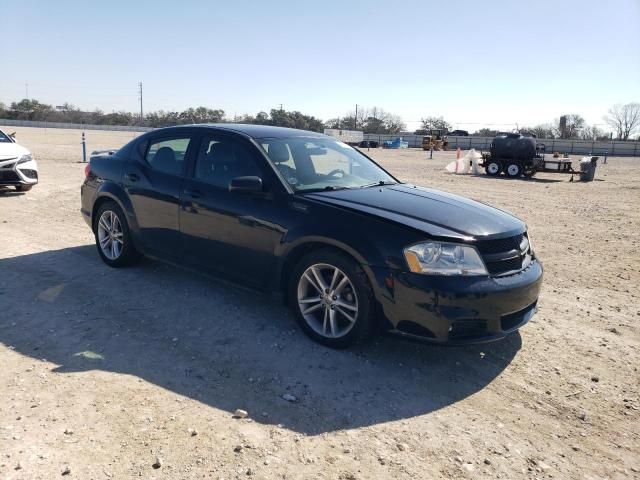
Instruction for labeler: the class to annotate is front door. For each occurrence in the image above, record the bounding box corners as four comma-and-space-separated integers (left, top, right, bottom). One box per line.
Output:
179, 132, 285, 288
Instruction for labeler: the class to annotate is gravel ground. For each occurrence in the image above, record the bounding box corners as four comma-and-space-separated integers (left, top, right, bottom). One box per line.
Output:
1, 126, 639, 479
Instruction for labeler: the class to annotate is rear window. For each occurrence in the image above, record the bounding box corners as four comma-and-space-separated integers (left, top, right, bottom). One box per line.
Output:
145, 137, 191, 176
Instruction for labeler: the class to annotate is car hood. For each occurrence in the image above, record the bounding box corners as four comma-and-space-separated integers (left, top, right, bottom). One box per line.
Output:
0, 142, 30, 162
302, 184, 525, 240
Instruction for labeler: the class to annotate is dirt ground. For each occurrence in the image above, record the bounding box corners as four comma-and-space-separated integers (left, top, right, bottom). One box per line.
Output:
1, 126, 639, 480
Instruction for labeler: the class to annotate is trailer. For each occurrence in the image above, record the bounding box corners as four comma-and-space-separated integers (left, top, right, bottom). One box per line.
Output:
480, 133, 598, 181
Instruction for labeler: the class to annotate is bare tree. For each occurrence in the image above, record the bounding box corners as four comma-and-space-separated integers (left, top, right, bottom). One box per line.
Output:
522, 124, 556, 139
580, 125, 610, 141
604, 103, 640, 140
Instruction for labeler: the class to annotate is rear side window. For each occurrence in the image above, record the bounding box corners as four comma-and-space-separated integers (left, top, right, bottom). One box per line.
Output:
145, 137, 191, 176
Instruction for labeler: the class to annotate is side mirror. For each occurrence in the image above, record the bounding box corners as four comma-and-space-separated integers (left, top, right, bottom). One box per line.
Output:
229, 176, 263, 193
9, 132, 16, 139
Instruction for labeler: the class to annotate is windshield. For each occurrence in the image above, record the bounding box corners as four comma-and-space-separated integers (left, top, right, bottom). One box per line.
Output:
0, 130, 12, 143
259, 137, 397, 192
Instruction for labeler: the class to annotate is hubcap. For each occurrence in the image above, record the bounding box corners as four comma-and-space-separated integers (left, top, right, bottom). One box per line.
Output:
488, 163, 499, 174
297, 263, 358, 339
97, 210, 123, 260
507, 164, 520, 176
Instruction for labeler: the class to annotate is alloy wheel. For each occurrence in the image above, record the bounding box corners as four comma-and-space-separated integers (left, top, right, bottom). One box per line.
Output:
297, 263, 359, 339
97, 210, 124, 260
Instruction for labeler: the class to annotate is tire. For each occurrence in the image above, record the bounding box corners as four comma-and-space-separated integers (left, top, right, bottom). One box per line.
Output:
505, 162, 523, 178
94, 201, 141, 267
15, 185, 32, 192
288, 248, 375, 348
523, 169, 537, 178
485, 160, 502, 176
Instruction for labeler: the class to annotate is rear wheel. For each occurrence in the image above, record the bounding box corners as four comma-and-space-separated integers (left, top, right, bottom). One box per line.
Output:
94, 201, 141, 267
15, 185, 32, 192
289, 249, 375, 348
505, 162, 522, 178
485, 160, 502, 176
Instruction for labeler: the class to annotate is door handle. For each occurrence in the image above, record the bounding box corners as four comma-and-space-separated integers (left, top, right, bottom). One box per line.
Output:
183, 188, 202, 199
125, 173, 140, 182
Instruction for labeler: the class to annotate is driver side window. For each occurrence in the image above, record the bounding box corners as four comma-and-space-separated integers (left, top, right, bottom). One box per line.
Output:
194, 135, 263, 189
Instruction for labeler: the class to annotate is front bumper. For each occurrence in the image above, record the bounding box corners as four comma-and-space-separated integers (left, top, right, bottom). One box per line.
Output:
371, 259, 543, 344
0, 158, 39, 186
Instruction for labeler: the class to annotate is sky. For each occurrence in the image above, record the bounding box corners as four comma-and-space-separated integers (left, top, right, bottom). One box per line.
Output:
2, 0, 639, 132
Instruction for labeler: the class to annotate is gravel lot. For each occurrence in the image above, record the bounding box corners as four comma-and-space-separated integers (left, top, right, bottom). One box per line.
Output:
1, 126, 639, 479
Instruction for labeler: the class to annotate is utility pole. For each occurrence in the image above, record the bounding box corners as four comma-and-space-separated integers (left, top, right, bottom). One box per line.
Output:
138, 82, 143, 123
279, 103, 283, 112
354, 104, 359, 130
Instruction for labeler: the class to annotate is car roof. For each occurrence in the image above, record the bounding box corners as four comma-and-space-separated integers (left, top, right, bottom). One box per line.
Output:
171, 123, 327, 140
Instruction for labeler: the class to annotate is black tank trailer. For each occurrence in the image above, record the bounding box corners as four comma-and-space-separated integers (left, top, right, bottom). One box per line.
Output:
480, 133, 597, 180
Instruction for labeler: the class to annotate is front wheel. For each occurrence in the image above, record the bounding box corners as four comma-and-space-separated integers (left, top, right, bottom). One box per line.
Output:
94, 201, 141, 267
505, 162, 523, 178
289, 249, 375, 348
485, 160, 502, 176
15, 185, 33, 192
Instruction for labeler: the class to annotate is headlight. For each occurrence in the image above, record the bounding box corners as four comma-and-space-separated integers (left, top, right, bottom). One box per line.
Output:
403, 241, 488, 276
17, 154, 33, 164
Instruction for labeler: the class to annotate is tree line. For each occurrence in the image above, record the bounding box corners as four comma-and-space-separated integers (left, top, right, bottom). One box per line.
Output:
470, 104, 640, 141
0, 99, 406, 134
1, 98, 638, 140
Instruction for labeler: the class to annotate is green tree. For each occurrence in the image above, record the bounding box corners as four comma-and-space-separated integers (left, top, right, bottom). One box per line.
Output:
472, 128, 500, 137
415, 116, 451, 135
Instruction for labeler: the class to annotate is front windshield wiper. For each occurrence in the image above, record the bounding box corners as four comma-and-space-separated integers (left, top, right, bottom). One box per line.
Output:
359, 180, 397, 189
295, 185, 351, 194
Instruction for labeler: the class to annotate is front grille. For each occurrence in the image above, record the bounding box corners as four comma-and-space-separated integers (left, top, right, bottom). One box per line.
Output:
0, 170, 20, 182
475, 234, 523, 255
476, 233, 529, 276
2, 162, 16, 169
20, 169, 38, 179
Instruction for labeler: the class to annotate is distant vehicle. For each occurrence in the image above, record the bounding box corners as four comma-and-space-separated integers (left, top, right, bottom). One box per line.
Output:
0, 129, 38, 192
422, 130, 449, 151
81, 124, 542, 348
448, 130, 469, 136
480, 133, 596, 181
382, 138, 409, 149
358, 140, 379, 148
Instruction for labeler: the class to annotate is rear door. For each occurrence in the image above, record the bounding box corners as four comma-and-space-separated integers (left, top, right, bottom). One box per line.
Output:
179, 131, 287, 287
123, 130, 196, 259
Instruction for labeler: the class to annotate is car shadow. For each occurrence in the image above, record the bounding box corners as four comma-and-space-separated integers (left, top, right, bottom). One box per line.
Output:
0, 245, 522, 435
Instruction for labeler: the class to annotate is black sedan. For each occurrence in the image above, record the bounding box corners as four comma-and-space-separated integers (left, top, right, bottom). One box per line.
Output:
81, 124, 542, 348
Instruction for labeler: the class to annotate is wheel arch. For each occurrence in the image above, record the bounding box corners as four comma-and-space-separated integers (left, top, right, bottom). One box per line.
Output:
91, 184, 138, 234
276, 237, 374, 304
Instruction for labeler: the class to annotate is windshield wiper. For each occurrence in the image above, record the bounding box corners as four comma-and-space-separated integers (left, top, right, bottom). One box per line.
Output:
359, 180, 397, 189
296, 185, 351, 194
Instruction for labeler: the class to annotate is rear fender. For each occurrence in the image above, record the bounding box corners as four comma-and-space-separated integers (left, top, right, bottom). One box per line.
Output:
93, 183, 142, 246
